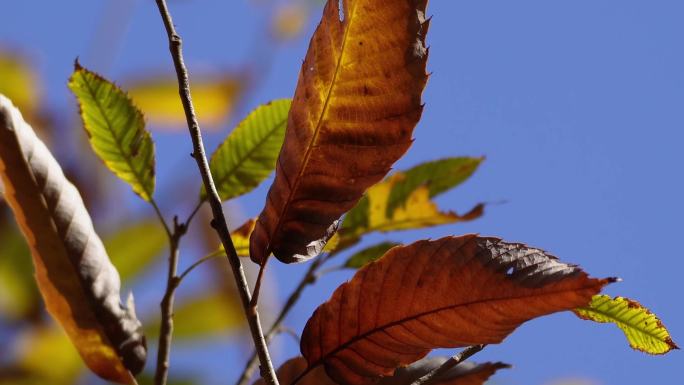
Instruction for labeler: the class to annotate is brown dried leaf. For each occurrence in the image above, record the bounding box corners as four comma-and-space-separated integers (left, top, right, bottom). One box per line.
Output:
0, 95, 146, 384
253, 356, 509, 385
250, 0, 429, 264
300, 235, 614, 385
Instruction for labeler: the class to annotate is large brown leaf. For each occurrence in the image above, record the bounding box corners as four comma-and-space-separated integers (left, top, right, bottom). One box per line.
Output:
300, 235, 614, 385
0, 95, 146, 384
249, 0, 429, 264
253, 356, 508, 385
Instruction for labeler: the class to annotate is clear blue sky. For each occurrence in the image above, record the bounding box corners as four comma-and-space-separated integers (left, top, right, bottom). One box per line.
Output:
1, 1, 681, 384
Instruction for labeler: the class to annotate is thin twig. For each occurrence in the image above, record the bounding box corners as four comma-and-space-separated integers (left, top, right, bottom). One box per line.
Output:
150, 198, 172, 238
154, 217, 186, 385
177, 249, 225, 284
235, 254, 328, 385
185, 198, 205, 228
409, 345, 486, 385
152, 2, 279, 384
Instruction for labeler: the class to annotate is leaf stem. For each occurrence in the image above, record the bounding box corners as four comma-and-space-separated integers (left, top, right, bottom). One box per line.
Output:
150, 198, 172, 238
154, 217, 186, 385
152, 1, 279, 384
177, 249, 225, 284
409, 345, 486, 385
235, 254, 329, 385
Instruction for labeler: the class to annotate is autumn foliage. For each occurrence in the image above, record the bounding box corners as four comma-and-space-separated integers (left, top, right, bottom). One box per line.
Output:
0, 0, 677, 385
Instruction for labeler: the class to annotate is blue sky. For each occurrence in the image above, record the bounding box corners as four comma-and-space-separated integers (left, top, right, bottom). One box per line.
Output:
0, 1, 681, 384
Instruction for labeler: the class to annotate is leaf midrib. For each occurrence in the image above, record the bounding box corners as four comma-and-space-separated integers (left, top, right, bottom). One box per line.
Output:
309, 283, 604, 369
577, 301, 668, 343
80, 73, 151, 199
268, 0, 358, 253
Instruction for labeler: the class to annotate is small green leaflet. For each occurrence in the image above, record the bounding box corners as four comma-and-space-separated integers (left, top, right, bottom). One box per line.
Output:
207, 99, 291, 201
69, 61, 155, 201
575, 295, 678, 355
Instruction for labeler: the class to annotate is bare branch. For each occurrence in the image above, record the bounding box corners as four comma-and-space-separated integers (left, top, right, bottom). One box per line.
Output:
152, 1, 279, 384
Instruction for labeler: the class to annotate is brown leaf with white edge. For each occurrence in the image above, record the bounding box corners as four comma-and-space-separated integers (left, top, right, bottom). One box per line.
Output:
253, 356, 509, 385
300, 235, 614, 385
249, 0, 429, 264
0, 95, 146, 384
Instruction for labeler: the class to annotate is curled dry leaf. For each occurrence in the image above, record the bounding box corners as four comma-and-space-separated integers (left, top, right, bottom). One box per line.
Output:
253, 356, 509, 385
574, 295, 678, 355
0, 95, 146, 384
300, 235, 614, 385
378, 357, 510, 385
250, 0, 430, 264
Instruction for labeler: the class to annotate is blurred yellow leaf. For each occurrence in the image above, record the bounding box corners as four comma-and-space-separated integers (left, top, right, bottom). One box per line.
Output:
0, 52, 40, 118
127, 74, 242, 129
105, 219, 167, 283
13, 326, 83, 385
271, 3, 309, 41
145, 292, 243, 341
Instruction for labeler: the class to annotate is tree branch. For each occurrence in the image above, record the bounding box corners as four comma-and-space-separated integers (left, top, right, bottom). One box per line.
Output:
154, 217, 186, 385
152, 1, 279, 384
409, 345, 486, 385
235, 255, 327, 385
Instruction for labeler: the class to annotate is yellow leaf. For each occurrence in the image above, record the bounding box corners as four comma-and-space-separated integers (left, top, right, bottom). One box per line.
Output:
15, 326, 83, 384
127, 75, 242, 129
0, 52, 40, 119
352, 172, 482, 237
271, 3, 309, 41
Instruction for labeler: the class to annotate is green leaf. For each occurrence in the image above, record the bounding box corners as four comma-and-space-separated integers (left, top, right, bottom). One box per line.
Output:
575, 295, 679, 355
344, 242, 400, 269
104, 220, 167, 283
207, 99, 290, 201
68, 61, 155, 201
386, 157, 483, 215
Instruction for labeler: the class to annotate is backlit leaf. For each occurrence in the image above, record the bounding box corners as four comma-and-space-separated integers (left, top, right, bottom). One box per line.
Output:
342, 157, 483, 238
343, 241, 400, 269
574, 295, 678, 355
301, 235, 614, 385
385, 157, 483, 215
0, 95, 146, 384
127, 74, 242, 128
207, 99, 290, 201
105, 220, 167, 283
341, 169, 483, 243
253, 356, 509, 385
250, 0, 429, 264
69, 62, 155, 201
